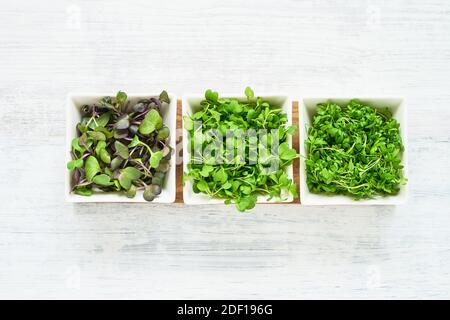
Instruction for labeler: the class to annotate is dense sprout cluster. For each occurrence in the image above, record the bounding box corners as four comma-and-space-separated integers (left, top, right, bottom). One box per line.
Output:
184, 88, 298, 212
67, 91, 172, 201
305, 99, 407, 198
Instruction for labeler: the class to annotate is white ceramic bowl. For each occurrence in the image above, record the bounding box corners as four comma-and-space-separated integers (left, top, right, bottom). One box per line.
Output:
182, 94, 294, 205
299, 97, 408, 205
65, 93, 177, 203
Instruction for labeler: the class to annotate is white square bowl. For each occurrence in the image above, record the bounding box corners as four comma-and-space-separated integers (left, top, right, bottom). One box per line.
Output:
299, 97, 408, 205
182, 94, 294, 205
65, 93, 177, 203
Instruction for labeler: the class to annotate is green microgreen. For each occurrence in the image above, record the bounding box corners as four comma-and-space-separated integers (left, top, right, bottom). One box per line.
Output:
184, 88, 298, 212
67, 91, 172, 201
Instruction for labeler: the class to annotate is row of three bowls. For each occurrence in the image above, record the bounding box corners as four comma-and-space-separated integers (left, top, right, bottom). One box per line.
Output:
66, 93, 408, 205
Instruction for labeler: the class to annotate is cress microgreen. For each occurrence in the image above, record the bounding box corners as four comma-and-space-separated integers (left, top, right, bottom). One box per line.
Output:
67, 91, 173, 201
304, 99, 407, 198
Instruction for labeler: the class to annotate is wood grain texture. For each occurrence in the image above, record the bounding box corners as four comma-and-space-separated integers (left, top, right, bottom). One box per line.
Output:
0, 0, 450, 299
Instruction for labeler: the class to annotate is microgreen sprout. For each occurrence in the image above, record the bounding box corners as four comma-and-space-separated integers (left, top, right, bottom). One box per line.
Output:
184, 88, 298, 212
304, 99, 407, 198
67, 91, 172, 201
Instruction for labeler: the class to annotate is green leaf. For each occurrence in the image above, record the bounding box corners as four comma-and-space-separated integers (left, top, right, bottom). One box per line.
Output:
114, 141, 129, 159
240, 185, 252, 195
278, 172, 290, 187
122, 166, 142, 180
99, 148, 111, 164
159, 90, 170, 104
232, 180, 241, 192
200, 165, 214, 177
87, 131, 106, 141
69, 91, 176, 200
95, 112, 111, 128
71, 138, 85, 153
78, 133, 89, 148
157, 127, 170, 140
95, 140, 106, 155
99, 96, 114, 109
348, 159, 354, 171
196, 180, 209, 193
118, 175, 132, 190
183, 87, 298, 210
143, 187, 156, 201
244, 87, 254, 100
114, 116, 130, 130
85, 156, 101, 181
236, 195, 257, 212
126, 184, 137, 198
110, 157, 123, 171
209, 110, 220, 123
92, 174, 114, 186
193, 111, 204, 120
139, 109, 163, 135
279, 142, 297, 161
77, 123, 88, 133
128, 135, 140, 148
229, 100, 242, 114
304, 100, 406, 198
118, 167, 142, 190
67, 158, 83, 171
286, 125, 297, 135
320, 168, 333, 184
213, 168, 228, 184
116, 91, 127, 105
95, 140, 106, 154
150, 151, 163, 168
222, 182, 232, 189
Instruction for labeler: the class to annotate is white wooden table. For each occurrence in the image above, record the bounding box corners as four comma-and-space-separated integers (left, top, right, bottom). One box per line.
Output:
1, 0, 449, 299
